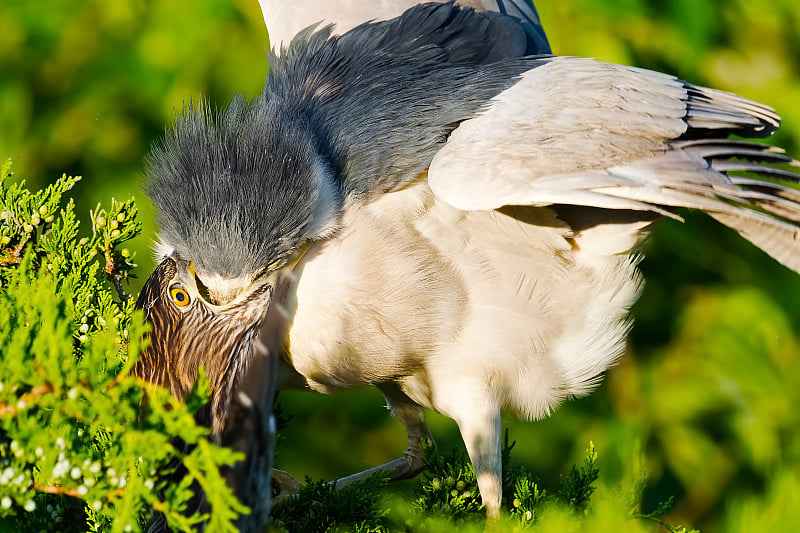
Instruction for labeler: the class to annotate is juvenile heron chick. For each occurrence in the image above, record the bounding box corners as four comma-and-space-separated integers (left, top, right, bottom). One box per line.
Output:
135, 2, 800, 517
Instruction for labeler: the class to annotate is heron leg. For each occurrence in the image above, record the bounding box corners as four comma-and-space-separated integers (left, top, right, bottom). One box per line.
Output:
453, 401, 503, 519
333, 384, 433, 489
271, 386, 431, 507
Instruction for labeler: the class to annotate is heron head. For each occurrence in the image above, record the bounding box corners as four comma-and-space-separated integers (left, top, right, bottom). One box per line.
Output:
135, 94, 341, 434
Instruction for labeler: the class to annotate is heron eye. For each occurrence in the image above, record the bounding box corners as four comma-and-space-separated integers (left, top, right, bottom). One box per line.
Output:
169, 284, 191, 308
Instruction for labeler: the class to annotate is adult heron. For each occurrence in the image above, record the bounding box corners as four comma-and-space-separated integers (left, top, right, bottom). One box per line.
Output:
135, 1, 800, 518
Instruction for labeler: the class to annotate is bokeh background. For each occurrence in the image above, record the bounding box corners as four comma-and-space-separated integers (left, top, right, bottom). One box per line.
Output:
2, 0, 800, 530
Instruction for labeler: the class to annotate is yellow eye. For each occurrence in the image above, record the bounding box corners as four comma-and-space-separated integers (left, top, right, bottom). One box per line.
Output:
169, 284, 191, 308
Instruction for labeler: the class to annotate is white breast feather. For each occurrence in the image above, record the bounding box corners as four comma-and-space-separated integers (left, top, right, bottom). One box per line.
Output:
286, 179, 645, 420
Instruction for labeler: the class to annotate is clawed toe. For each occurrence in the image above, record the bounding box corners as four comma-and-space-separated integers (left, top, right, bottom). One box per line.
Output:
271, 468, 305, 505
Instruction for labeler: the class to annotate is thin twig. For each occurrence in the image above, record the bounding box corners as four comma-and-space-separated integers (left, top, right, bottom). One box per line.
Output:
103, 243, 131, 304
34, 482, 126, 499
0, 242, 26, 266
630, 513, 685, 533
0, 383, 53, 417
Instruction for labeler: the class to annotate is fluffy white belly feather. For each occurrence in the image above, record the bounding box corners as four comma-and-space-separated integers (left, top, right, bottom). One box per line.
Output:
282, 178, 643, 420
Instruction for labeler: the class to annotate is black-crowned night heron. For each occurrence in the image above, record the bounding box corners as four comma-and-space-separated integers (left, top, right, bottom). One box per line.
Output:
134, 1, 800, 518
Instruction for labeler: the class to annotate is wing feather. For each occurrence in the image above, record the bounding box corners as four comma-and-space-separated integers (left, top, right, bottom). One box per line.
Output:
429, 56, 800, 271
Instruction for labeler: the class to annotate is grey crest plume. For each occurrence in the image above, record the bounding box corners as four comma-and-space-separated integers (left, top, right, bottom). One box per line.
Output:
145, 96, 331, 279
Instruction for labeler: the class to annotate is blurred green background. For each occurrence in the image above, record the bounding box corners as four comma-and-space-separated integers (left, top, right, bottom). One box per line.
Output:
2, 0, 800, 530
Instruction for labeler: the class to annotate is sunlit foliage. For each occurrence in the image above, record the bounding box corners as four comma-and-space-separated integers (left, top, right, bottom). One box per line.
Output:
0, 165, 246, 531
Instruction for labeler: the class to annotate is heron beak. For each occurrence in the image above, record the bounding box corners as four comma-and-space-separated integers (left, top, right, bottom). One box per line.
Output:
219, 271, 291, 512
222, 268, 292, 424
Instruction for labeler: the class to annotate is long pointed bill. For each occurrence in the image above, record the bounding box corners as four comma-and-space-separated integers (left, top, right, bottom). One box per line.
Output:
217, 270, 291, 520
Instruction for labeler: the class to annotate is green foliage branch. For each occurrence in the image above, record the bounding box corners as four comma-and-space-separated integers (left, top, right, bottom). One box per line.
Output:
273, 431, 698, 532
0, 162, 247, 532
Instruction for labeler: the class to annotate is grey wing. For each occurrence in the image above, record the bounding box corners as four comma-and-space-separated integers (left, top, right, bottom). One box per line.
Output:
428, 57, 800, 272
264, 5, 543, 197
258, 0, 550, 54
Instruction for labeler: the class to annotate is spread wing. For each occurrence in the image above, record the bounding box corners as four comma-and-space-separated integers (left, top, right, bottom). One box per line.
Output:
428, 57, 800, 271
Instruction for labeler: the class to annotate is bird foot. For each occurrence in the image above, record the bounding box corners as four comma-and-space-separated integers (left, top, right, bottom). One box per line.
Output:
271, 468, 305, 506
332, 438, 432, 490
271, 435, 435, 507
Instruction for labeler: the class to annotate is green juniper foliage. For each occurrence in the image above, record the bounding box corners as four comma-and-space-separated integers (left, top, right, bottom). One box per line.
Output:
271, 474, 390, 533
556, 441, 599, 511
273, 431, 695, 532
0, 162, 247, 532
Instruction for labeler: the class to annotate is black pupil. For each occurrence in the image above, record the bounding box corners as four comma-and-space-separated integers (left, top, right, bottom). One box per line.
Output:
175, 291, 185, 302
